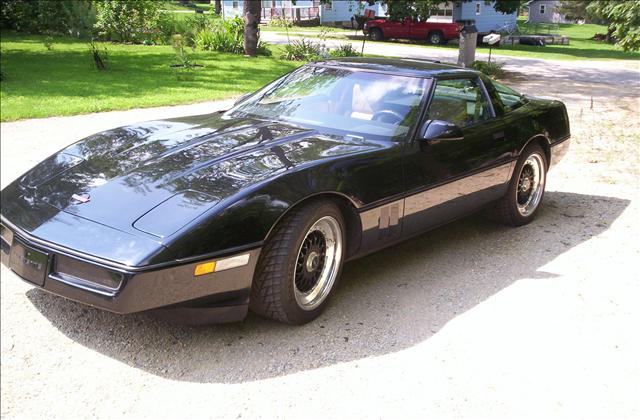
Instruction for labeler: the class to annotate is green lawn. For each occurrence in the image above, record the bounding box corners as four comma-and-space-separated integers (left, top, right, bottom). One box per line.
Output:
162, 1, 213, 12
0, 32, 300, 122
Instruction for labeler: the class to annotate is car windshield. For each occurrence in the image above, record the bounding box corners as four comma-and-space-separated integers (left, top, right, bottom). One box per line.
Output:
226, 65, 428, 139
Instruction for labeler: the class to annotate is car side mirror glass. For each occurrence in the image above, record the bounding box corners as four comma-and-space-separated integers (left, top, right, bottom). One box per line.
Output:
418, 120, 464, 143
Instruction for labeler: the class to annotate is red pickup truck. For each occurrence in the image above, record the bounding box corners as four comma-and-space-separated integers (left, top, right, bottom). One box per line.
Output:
363, 18, 462, 44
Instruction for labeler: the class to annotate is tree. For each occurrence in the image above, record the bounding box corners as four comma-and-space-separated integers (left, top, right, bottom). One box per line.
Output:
587, 0, 640, 52
557, 0, 592, 22
0, 0, 95, 36
243, 0, 262, 56
214, 0, 222, 15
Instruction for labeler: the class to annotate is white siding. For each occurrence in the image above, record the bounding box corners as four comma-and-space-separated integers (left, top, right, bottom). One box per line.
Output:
454, 1, 517, 32
527, 0, 568, 24
319, 0, 386, 24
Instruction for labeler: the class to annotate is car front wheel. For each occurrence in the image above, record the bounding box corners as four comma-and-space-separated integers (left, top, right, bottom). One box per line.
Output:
369, 28, 384, 41
428, 31, 443, 45
250, 200, 345, 324
490, 144, 547, 226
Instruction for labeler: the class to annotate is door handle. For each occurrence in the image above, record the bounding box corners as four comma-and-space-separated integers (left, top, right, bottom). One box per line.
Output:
493, 131, 506, 141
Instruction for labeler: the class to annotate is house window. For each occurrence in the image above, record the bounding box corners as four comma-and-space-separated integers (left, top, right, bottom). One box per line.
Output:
475, 2, 481, 15
430, 3, 453, 17
540, 4, 546, 14
232, 1, 239, 10
324, 2, 332, 12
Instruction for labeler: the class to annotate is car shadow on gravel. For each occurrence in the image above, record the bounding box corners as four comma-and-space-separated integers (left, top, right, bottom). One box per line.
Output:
27, 191, 629, 384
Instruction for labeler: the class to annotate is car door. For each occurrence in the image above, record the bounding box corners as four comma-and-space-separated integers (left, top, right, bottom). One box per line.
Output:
410, 19, 428, 40
384, 18, 410, 39
402, 76, 514, 235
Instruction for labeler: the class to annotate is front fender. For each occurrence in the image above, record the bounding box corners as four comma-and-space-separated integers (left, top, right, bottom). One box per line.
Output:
159, 143, 402, 263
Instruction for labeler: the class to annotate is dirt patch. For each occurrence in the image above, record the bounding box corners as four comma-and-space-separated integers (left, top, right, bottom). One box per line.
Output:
507, 74, 640, 190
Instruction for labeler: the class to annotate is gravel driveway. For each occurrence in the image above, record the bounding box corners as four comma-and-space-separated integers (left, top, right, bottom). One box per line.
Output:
1, 56, 639, 419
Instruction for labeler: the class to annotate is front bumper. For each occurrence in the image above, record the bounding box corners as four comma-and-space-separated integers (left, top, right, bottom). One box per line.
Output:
550, 136, 571, 168
1, 220, 260, 324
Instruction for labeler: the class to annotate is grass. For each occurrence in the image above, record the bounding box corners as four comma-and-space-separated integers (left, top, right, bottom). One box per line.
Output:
162, 1, 213, 12
0, 32, 301, 122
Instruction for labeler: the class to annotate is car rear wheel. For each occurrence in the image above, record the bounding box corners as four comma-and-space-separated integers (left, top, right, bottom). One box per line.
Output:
490, 144, 547, 226
250, 200, 345, 324
369, 28, 384, 41
428, 31, 443, 45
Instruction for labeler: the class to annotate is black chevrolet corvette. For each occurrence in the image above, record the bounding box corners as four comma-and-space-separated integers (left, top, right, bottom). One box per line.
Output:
1, 58, 570, 325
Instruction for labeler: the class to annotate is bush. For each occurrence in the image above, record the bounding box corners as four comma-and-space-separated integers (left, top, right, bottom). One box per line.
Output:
155, 12, 215, 45
329, 43, 359, 57
94, 0, 162, 43
195, 16, 243, 53
43, 35, 54, 50
256, 41, 272, 56
268, 16, 292, 28
171, 34, 202, 80
471, 60, 505, 78
280, 38, 324, 61
0, 0, 96, 37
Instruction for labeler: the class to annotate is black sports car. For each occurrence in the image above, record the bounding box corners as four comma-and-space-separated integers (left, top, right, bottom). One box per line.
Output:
0, 58, 570, 325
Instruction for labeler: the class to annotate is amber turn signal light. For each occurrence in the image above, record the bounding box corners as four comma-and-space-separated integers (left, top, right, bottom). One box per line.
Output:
194, 261, 216, 276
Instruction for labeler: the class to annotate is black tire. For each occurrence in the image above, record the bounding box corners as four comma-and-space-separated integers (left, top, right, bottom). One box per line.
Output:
250, 200, 346, 325
490, 144, 548, 226
369, 28, 384, 41
427, 31, 443, 45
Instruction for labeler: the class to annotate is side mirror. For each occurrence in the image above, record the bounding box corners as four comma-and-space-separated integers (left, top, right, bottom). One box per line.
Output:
234, 92, 252, 106
418, 120, 464, 143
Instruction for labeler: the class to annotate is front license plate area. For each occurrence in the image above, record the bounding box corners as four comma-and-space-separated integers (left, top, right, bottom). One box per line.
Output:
9, 240, 49, 286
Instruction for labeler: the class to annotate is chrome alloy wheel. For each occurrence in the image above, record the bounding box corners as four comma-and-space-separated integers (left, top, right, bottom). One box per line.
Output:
516, 153, 546, 217
294, 216, 343, 311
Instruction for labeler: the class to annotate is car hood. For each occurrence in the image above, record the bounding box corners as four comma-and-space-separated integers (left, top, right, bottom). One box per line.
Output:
4, 112, 380, 239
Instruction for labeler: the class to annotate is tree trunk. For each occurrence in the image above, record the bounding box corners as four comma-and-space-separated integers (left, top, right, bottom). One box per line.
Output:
605, 25, 614, 43
457, 30, 477, 68
214, 0, 221, 15
243, 0, 262, 56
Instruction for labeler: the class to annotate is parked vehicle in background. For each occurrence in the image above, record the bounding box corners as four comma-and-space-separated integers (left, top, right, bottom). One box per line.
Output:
363, 17, 462, 44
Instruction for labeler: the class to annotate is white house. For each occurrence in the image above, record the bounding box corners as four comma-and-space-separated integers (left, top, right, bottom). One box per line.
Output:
221, 0, 517, 33
526, 0, 568, 24
221, 0, 319, 22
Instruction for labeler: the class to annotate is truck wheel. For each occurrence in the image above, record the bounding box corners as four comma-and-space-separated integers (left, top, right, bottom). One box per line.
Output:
369, 28, 384, 41
250, 200, 346, 325
489, 144, 548, 226
428, 31, 443, 45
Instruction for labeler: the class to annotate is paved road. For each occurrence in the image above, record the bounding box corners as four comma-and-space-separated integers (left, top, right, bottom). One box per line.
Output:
1, 48, 639, 419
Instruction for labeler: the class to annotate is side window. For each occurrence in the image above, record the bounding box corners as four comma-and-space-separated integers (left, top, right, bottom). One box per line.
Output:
492, 80, 528, 112
427, 78, 492, 127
